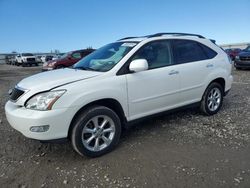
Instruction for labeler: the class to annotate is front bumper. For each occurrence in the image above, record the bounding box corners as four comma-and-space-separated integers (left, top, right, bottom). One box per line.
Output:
5, 101, 76, 140
234, 60, 250, 68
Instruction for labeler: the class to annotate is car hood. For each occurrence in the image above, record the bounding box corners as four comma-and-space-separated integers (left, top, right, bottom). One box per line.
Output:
17, 68, 102, 91
239, 51, 250, 57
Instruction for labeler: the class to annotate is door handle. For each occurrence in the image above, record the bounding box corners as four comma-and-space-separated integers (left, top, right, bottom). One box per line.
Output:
169, 70, 179, 75
206, 63, 214, 68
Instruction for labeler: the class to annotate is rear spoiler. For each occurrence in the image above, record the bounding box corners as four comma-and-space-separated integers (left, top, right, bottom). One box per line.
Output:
209, 39, 224, 50
210, 39, 216, 44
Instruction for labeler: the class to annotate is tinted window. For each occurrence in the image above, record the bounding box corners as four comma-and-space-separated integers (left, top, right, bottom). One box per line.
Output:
81, 49, 95, 57
132, 40, 172, 69
173, 40, 208, 64
200, 43, 217, 59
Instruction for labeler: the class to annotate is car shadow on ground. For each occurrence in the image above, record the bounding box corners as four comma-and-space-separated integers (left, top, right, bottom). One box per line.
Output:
33, 107, 201, 160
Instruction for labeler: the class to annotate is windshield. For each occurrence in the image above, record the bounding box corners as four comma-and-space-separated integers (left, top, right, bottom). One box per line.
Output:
245, 46, 250, 52
22, 53, 34, 56
74, 42, 138, 72
60, 52, 70, 59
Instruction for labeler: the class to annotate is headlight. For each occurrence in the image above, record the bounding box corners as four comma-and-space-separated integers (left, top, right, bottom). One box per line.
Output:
25, 90, 66, 111
235, 56, 240, 60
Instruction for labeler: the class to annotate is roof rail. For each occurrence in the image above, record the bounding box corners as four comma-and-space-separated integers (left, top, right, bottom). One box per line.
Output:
118, 33, 205, 41
210, 39, 216, 44
118, 37, 139, 41
146, 33, 205, 39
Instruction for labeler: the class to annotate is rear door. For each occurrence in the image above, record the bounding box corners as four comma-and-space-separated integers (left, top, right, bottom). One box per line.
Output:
172, 39, 217, 105
126, 40, 181, 120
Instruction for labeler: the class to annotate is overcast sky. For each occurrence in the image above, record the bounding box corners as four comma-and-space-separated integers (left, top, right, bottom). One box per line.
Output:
0, 0, 249, 53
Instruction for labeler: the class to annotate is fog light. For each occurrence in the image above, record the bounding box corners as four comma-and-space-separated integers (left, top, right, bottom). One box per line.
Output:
30, 125, 49, 132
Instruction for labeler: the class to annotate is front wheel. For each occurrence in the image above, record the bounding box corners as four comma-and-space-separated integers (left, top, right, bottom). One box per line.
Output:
200, 82, 223, 115
70, 106, 121, 157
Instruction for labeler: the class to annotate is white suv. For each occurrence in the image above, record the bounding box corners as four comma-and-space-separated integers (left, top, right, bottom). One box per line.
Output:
15, 53, 38, 66
5, 33, 233, 157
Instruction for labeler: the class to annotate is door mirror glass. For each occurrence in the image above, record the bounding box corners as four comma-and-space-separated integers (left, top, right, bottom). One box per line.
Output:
129, 59, 148, 72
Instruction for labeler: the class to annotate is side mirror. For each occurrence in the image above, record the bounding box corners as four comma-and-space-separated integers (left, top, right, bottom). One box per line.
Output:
129, 59, 148, 73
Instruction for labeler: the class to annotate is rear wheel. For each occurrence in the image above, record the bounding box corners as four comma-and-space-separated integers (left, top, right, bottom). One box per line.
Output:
200, 82, 223, 115
71, 106, 121, 157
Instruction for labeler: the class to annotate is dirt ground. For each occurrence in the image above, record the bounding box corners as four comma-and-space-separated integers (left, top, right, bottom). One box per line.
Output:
0, 64, 250, 188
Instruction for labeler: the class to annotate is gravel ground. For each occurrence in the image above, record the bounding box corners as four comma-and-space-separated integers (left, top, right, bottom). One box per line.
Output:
0, 64, 250, 188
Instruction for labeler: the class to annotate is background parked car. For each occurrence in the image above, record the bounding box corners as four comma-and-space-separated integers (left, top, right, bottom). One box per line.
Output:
15, 53, 38, 66
41, 55, 54, 63
225, 48, 242, 61
234, 45, 250, 69
5, 55, 13, 64
42, 49, 94, 71
36, 55, 43, 64
5, 54, 18, 65
10, 55, 18, 65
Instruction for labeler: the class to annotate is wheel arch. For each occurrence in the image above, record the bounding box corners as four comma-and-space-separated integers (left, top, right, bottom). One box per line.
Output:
207, 77, 225, 94
68, 98, 127, 138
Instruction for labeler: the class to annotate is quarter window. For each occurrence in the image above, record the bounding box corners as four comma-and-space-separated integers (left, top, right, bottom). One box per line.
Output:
173, 40, 209, 64
131, 40, 172, 69
200, 44, 218, 59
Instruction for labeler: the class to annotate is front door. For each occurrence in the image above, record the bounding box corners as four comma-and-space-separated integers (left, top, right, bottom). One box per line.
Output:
126, 40, 181, 120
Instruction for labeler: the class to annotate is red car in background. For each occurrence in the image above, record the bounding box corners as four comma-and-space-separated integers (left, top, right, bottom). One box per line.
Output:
42, 49, 95, 71
225, 48, 242, 61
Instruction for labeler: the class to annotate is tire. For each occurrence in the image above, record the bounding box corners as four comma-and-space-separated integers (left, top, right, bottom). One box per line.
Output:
71, 106, 121, 157
200, 82, 223, 116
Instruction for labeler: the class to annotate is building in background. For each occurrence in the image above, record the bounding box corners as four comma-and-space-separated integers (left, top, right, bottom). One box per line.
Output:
220, 42, 250, 50
1, 42, 250, 64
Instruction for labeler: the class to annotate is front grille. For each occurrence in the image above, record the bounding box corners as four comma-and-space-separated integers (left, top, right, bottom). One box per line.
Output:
27, 58, 35, 62
240, 56, 250, 61
10, 87, 25, 101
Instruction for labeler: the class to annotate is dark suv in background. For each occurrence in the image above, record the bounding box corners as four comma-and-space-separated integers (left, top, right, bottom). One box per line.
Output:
42, 49, 95, 71
234, 45, 250, 69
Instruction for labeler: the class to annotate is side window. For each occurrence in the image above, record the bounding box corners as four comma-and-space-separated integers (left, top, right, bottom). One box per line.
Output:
132, 40, 172, 69
173, 40, 208, 64
72, 52, 81, 59
200, 43, 218, 59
